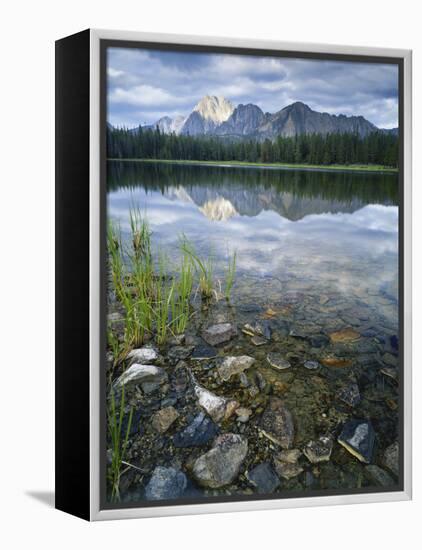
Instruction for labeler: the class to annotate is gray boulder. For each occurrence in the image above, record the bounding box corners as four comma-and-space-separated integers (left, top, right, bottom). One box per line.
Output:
202, 323, 237, 346
259, 397, 294, 449
113, 364, 167, 389
192, 433, 248, 488
217, 355, 255, 381
145, 466, 187, 500
246, 462, 280, 493
338, 419, 375, 463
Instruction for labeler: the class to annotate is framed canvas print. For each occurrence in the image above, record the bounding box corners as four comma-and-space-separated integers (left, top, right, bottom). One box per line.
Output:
55, 29, 412, 521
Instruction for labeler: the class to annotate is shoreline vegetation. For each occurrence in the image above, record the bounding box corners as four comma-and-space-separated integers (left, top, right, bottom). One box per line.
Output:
106, 209, 238, 500
107, 157, 398, 174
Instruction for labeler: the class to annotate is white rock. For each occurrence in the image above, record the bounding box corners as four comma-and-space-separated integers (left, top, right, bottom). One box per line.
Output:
113, 364, 166, 389
127, 347, 159, 364
217, 355, 255, 381
190, 372, 238, 423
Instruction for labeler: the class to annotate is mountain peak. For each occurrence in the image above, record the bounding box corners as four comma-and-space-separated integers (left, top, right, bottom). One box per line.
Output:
285, 101, 312, 111
193, 95, 234, 124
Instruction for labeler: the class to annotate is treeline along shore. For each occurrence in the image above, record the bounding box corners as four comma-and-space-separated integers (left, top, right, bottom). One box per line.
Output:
107, 126, 399, 169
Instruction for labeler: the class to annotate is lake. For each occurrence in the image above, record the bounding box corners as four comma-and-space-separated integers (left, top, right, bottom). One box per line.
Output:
108, 161, 398, 327
106, 160, 400, 500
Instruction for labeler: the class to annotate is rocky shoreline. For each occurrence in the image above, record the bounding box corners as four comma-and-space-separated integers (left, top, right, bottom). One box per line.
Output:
106, 288, 400, 503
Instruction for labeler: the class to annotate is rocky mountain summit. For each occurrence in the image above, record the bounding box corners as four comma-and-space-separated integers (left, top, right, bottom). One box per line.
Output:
141, 96, 393, 139
181, 95, 235, 136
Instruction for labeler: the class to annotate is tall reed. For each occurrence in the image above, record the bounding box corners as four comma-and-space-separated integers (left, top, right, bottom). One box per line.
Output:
225, 251, 237, 300
171, 250, 194, 334
107, 387, 133, 502
180, 237, 214, 299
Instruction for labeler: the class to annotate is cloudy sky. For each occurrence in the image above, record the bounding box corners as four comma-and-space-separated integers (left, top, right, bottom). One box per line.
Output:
107, 47, 399, 129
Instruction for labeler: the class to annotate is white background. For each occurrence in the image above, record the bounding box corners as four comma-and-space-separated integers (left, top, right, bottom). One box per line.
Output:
0, 0, 419, 548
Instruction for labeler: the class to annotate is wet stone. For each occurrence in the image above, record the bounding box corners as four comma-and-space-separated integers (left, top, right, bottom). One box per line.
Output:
217, 355, 255, 382
243, 320, 272, 340
202, 323, 237, 346
173, 411, 219, 447
167, 346, 194, 363
235, 407, 252, 423
247, 462, 280, 493
365, 465, 395, 487
338, 419, 375, 463
274, 459, 304, 480
127, 346, 159, 364
329, 328, 360, 344
310, 334, 330, 348
151, 406, 179, 434
259, 397, 294, 449
145, 466, 187, 500
255, 371, 267, 391
303, 436, 333, 464
113, 364, 167, 389
380, 367, 398, 383
251, 335, 268, 346
266, 353, 291, 371
239, 372, 250, 388
192, 373, 239, 423
321, 357, 353, 369
337, 382, 361, 407
190, 343, 217, 360
382, 352, 398, 367
303, 360, 320, 370
383, 441, 399, 477
192, 433, 248, 489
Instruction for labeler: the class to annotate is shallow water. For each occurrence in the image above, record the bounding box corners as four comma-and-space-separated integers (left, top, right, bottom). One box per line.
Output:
108, 161, 398, 326
106, 161, 400, 501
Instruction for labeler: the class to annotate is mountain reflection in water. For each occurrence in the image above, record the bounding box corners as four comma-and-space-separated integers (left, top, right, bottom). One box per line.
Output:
107, 161, 399, 313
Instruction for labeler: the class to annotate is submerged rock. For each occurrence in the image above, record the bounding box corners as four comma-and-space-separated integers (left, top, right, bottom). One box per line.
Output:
113, 364, 167, 389
266, 353, 291, 371
338, 419, 375, 463
242, 320, 272, 340
151, 406, 179, 434
273, 449, 303, 480
246, 462, 280, 493
217, 355, 255, 382
380, 367, 398, 383
202, 323, 237, 346
383, 441, 399, 477
276, 449, 302, 464
251, 335, 268, 346
190, 343, 217, 360
145, 466, 187, 500
303, 436, 333, 464
329, 328, 360, 343
192, 433, 248, 488
365, 465, 395, 487
259, 397, 294, 449
173, 411, 219, 447
321, 357, 353, 368
337, 382, 361, 407
127, 346, 159, 364
303, 360, 320, 370
168, 346, 194, 363
310, 334, 330, 348
274, 459, 303, 480
191, 372, 239, 423
235, 407, 252, 423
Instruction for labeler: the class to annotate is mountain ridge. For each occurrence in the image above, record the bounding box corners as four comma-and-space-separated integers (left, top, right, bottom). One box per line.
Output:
122, 96, 397, 139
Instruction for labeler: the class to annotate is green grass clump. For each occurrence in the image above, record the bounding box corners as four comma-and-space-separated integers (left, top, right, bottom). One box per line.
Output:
107, 387, 133, 502
225, 251, 237, 300
107, 212, 237, 348
180, 237, 214, 299
171, 249, 194, 334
